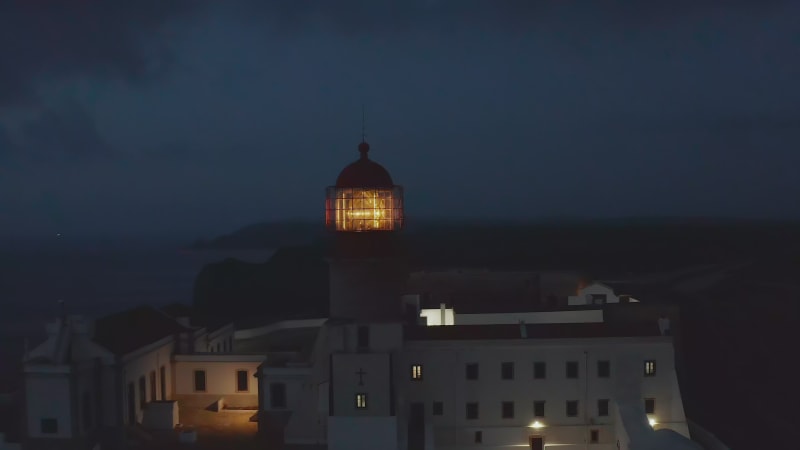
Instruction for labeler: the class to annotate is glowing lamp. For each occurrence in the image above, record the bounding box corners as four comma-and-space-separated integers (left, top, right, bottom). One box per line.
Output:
529, 421, 544, 429
648, 417, 657, 427
326, 141, 404, 232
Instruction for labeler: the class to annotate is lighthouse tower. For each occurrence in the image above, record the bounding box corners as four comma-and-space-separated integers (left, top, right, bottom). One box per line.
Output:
325, 139, 406, 321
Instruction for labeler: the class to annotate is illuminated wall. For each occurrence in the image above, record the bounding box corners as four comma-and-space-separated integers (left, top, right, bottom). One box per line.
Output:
326, 187, 404, 232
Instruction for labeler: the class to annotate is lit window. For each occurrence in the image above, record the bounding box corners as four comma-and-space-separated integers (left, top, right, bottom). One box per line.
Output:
356, 393, 368, 409
411, 364, 423, 380
644, 360, 656, 377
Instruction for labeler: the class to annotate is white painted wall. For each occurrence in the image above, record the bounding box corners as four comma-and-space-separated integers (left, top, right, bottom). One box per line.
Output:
24, 372, 73, 439
395, 337, 686, 449
331, 353, 392, 416
172, 356, 262, 405
121, 339, 175, 423
328, 416, 398, 450
420, 307, 455, 326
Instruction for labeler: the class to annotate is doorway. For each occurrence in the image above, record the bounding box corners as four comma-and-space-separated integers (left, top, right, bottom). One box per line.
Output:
408, 402, 425, 450
529, 435, 544, 450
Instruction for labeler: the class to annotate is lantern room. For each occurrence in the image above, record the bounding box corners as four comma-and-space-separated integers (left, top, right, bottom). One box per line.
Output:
326, 141, 404, 232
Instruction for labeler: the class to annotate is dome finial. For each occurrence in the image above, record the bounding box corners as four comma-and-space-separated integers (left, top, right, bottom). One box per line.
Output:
361, 103, 366, 143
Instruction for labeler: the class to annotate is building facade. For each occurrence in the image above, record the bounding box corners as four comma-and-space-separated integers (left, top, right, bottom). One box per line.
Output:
16, 137, 707, 450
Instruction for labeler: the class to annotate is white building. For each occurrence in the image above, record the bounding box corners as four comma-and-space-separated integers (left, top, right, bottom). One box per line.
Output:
16, 138, 713, 450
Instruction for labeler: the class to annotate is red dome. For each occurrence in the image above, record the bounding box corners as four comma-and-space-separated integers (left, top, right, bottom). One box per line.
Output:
335, 141, 394, 188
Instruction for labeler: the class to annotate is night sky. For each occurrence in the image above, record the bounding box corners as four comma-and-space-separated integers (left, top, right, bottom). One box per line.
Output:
0, 1, 798, 238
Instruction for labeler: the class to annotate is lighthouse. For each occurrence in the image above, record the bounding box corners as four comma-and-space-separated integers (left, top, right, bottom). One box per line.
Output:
325, 139, 407, 321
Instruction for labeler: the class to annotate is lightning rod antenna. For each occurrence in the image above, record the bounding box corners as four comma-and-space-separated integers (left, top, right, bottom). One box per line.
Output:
361, 104, 366, 143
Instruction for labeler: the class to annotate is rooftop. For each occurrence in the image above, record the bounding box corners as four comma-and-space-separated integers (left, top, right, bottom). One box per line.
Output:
94, 306, 191, 356
404, 321, 663, 341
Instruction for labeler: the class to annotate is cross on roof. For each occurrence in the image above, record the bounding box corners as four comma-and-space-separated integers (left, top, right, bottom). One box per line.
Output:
356, 368, 366, 386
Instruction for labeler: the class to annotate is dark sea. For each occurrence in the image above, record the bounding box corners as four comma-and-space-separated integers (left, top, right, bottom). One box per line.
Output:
0, 237, 274, 392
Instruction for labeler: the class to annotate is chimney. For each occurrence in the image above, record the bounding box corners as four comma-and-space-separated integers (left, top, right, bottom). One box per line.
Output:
519, 320, 527, 338
440, 303, 446, 326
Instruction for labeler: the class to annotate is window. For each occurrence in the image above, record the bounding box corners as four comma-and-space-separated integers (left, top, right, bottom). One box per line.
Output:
139, 376, 146, 409
355, 393, 367, 409
644, 398, 656, 415
228, 336, 233, 352
501, 401, 514, 419
82, 392, 92, 429
501, 362, 514, 380
40, 418, 58, 434
533, 361, 546, 379
597, 360, 610, 378
193, 370, 206, 392
474, 430, 483, 443
644, 360, 656, 377
465, 363, 479, 380
591, 294, 607, 304
590, 429, 599, 443
236, 370, 249, 392
159, 366, 166, 400
466, 402, 479, 420
270, 383, 287, 408
566, 400, 579, 417
598, 399, 610, 417
149, 371, 156, 402
357, 326, 370, 349
411, 364, 423, 380
533, 401, 545, 417
432, 401, 443, 416
566, 361, 579, 378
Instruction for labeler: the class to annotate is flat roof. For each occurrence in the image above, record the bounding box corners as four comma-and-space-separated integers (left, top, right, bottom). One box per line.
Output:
404, 321, 663, 341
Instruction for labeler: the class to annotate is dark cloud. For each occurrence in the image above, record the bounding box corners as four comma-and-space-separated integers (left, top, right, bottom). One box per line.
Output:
0, 0, 203, 107
13, 101, 115, 163
232, 0, 794, 36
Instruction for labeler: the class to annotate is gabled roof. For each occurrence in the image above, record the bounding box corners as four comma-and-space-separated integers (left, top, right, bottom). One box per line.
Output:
404, 321, 662, 341
94, 306, 190, 356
